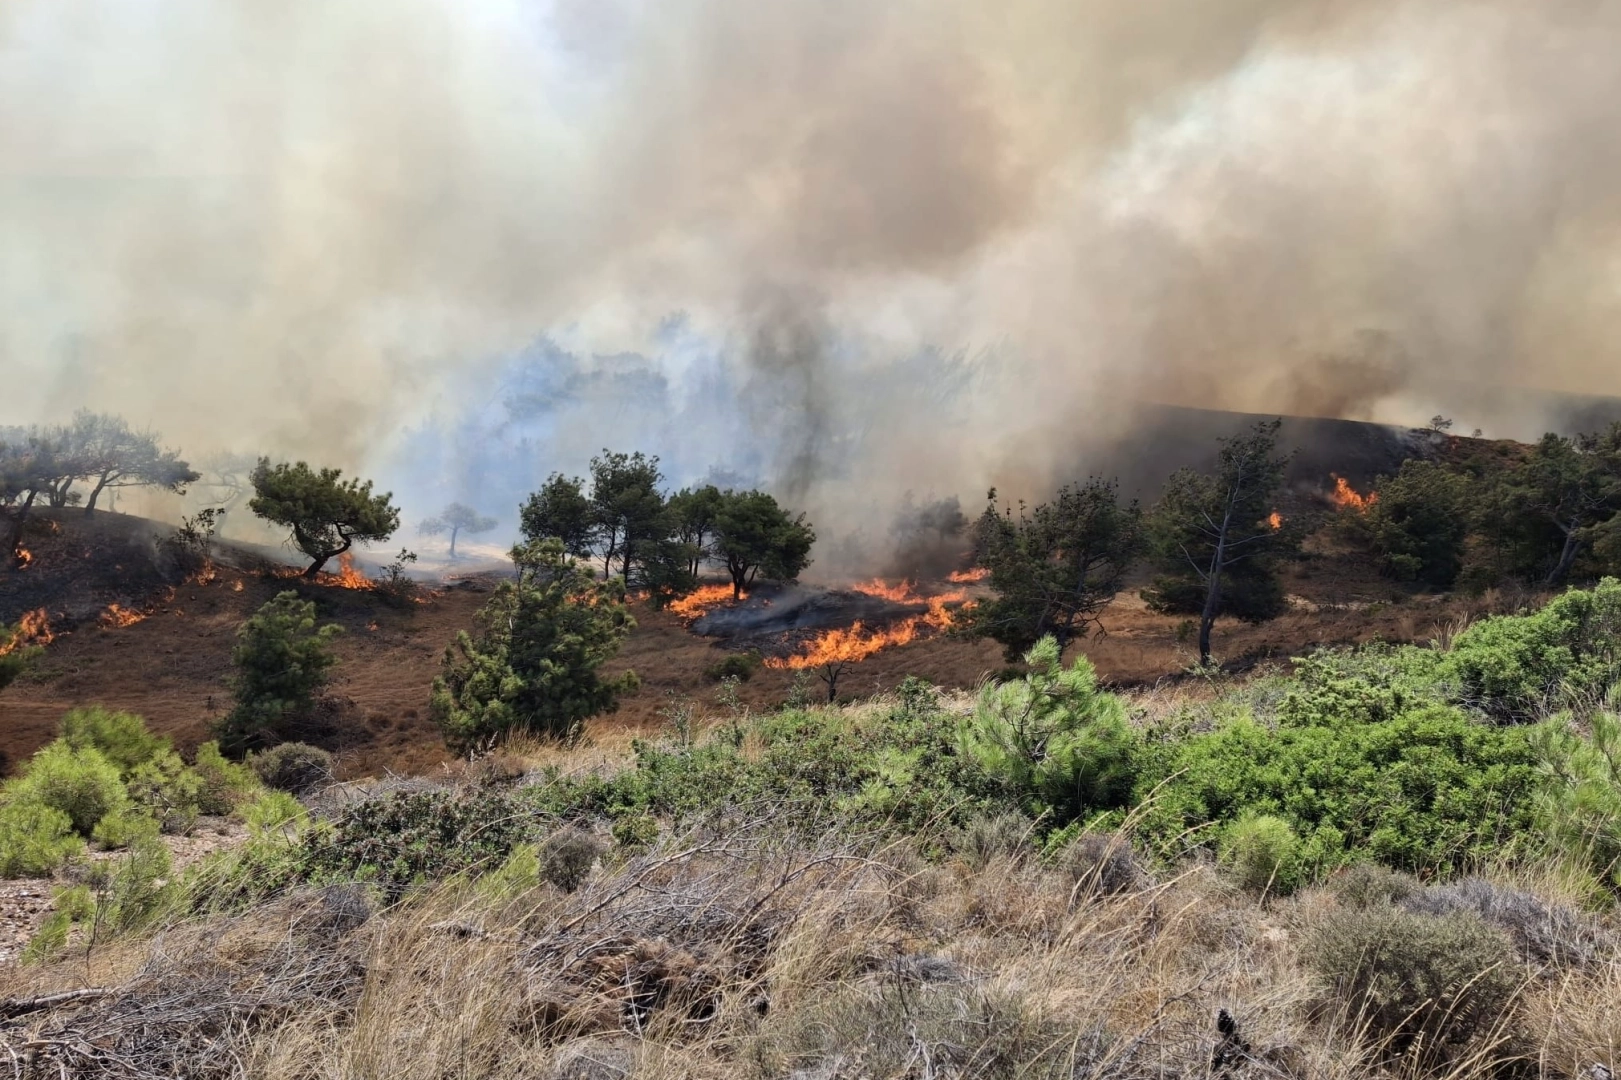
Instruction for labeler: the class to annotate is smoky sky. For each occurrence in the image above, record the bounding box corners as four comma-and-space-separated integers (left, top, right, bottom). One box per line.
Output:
5, 0, 1621, 562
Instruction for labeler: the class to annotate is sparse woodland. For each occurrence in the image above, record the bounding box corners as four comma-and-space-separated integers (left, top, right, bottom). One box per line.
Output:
4, 426, 1621, 1077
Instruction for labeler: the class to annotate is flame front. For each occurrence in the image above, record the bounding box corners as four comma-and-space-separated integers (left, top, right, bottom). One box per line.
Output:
947, 568, 989, 584
1267, 511, 1284, 531
0, 608, 54, 655
669, 583, 746, 621
15, 548, 33, 569
766, 597, 959, 670
851, 578, 921, 603
100, 604, 145, 629
1330, 475, 1378, 512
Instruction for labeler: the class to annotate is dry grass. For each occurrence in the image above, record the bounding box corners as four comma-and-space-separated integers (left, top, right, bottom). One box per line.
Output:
3, 819, 1616, 1079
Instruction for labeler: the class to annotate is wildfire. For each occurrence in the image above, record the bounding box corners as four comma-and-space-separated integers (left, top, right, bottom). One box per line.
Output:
186, 564, 219, 585
100, 604, 146, 629
331, 552, 371, 589
1267, 511, 1284, 531
947, 567, 989, 584
766, 597, 959, 671
0, 609, 54, 655
851, 578, 921, 603
15, 548, 33, 569
1330, 475, 1378, 512
669, 582, 747, 621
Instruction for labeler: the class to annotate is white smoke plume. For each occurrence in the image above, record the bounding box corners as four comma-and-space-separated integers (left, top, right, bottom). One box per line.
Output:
4, 0, 1621, 566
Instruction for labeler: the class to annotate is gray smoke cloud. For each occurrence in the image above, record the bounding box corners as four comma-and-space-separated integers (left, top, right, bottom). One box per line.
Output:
4, 0, 1621, 567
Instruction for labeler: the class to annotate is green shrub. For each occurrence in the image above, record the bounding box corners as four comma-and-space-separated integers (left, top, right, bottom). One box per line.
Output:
251, 742, 333, 795
219, 592, 342, 755
91, 806, 161, 849
703, 651, 762, 683
1134, 658, 1541, 876
192, 740, 259, 815
81, 829, 177, 940
431, 540, 636, 750
539, 827, 603, 892
1219, 814, 1302, 894
1445, 578, 1621, 721
56, 707, 170, 775
126, 750, 202, 834
1307, 906, 1521, 1064
1534, 707, 1621, 887
23, 885, 94, 962
298, 788, 533, 898
11, 742, 129, 836
243, 790, 307, 836
0, 801, 84, 878
960, 636, 1138, 824
610, 812, 659, 852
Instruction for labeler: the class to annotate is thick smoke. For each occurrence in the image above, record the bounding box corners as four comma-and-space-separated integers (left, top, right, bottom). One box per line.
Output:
5, 0, 1621, 569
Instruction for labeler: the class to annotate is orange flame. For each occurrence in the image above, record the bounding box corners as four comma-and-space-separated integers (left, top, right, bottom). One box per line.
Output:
332, 552, 371, 589
100, 604, 145, 629
766, 597, 959, 670
15, 548, 33, 569
1330, 475, 1378, 512
850, 578, 920, 603
669, 582, 747, 621
232, 580, 244, 593
186, 563, 219, 585
1267, 511, 1284, 531
947, 568, 989, 584
1, 609, 54, 655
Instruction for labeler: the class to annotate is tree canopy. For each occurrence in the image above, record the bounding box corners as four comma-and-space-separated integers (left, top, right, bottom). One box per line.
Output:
1478, 425, 1621, 586
1143, 420, 1297, 665
419, 502, 498, 559
61, 410, 198, 512
668, 484, 725, 578
431, 539, 638, 749
588, 450, 668, 579
248, 459, 400, 577
518, 454, 814, 601
965, 479, 1145, 661
711, 490, 816, 600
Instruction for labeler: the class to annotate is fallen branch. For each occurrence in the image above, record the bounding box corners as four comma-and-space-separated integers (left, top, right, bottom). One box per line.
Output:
0, 989, 113, 1020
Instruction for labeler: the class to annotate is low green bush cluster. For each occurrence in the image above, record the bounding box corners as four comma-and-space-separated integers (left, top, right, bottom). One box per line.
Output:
0, 707, 265, 880
1133, 648, 1541, 878
1444, 577, 1621, 720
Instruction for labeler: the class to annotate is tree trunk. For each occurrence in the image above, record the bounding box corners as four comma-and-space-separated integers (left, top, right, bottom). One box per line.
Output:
7, 489, 38, 563
448, 525, 459, 560
1199, 501, 1236, 666
85, 475, 111, 513
301, 535, 351, 578
1546, 524, 1582, 587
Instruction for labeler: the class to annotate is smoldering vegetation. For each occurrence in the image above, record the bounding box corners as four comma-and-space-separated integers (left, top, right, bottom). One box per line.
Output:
9, 0, 1621, 565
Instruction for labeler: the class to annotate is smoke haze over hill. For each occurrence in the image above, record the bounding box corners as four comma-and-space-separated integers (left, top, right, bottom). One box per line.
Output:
5, 0, 1621, 562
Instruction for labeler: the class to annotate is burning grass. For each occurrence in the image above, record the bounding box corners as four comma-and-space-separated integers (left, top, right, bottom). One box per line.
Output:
0, 609, 54, 656
668, 582, 747, 622
764, 596, 960, 671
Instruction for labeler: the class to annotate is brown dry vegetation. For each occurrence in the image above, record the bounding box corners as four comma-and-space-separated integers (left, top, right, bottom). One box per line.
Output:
1, 737, 1616, 1080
